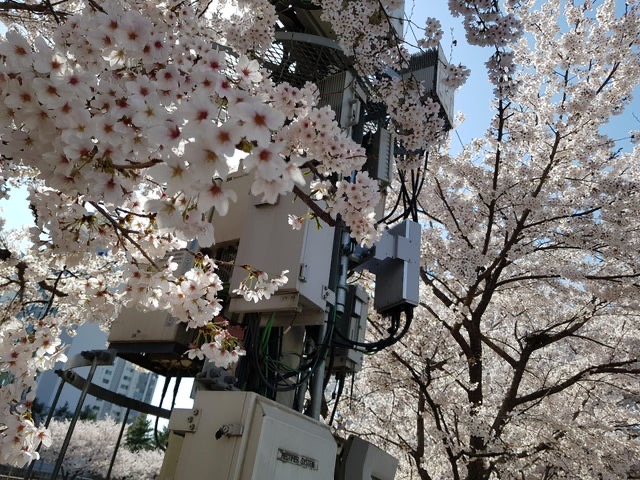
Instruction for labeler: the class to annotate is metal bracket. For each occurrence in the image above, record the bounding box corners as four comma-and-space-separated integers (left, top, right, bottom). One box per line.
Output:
322, 285, 336, 306
215, 423, 244, 440
169, 408, 201, 433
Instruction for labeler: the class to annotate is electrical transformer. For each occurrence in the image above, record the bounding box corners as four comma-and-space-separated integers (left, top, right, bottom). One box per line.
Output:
317, 70, 365, 131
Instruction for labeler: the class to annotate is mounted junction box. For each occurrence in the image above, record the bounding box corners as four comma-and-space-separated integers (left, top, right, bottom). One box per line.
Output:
356, 220, 421, 314
332, 285, 369, 373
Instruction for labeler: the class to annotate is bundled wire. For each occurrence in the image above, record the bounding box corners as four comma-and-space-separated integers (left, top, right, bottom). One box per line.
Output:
332, 304, 414, 353
328, 373, 346, 426
245, 310, 336, 394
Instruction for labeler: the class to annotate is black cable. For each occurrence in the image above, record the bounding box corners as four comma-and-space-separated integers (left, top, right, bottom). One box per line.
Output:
323, 345, 336, 391
329, 373, 346, 426
332, 305, 414, 353
250, 308, 337, 393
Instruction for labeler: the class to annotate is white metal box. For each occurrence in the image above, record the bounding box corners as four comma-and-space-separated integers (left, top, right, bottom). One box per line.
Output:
161, 391, 337, 480
226, 190, 334, 321
107, 308, 192, 345
108, 249, 196, 345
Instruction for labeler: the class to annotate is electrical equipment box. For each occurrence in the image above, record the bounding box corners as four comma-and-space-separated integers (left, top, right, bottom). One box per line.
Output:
226, 184, 335, 325
332, 285, 369, 373
211, 173, 254, 246
335, 435, 399, 480
108, 249, 195, 345
317, 70, 365, 131
366, 127, 394, 186
160, 391, 337, 480
108, 308, 192, 346
401, 45, 454, 129
356, 220, 421, 314
107, 247, 201, 375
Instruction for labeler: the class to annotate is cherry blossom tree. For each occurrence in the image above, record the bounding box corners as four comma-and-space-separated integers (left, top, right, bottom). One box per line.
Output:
340, 1, 640, 479
39, 417, 163, 480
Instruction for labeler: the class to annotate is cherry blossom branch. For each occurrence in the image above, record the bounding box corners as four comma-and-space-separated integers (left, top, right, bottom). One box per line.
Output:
38, 268, 67, 320
292, 185, 336, 227
480, 333, 517, 367
110, 159, 163, 170
515, 359, 640, 406
522, 206, 601, 229
0, 0, 69, 15
483, 98, 508, 256
88, 201, 159, 268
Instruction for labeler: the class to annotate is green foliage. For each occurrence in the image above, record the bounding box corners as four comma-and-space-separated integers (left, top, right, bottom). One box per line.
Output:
53, 401, 72, 420
79, 405, 97, 421
154, 426, 169, 450
30, 398, 48, 426
125, 414, 154, 452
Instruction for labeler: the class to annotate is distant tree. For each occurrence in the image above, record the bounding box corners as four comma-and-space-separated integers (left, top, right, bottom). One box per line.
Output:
78, 405, 97, 422
154, 426, 169, 451
125, 414, 153, 452
30, 398, 48, 426
341, 2, 640, 479
53, 402, 72, 421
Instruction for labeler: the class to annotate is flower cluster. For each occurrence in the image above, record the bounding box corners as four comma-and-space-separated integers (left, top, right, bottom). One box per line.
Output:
441, 62, 471, 90
418, 17, 444, 49
449, 0, 523, 47
122, 253, 224, 329
233, 267, 289, 303
0, 320, 59, 466
186, 321, 245, 369
379, 77, 445, 151
0, 239, 122, 467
